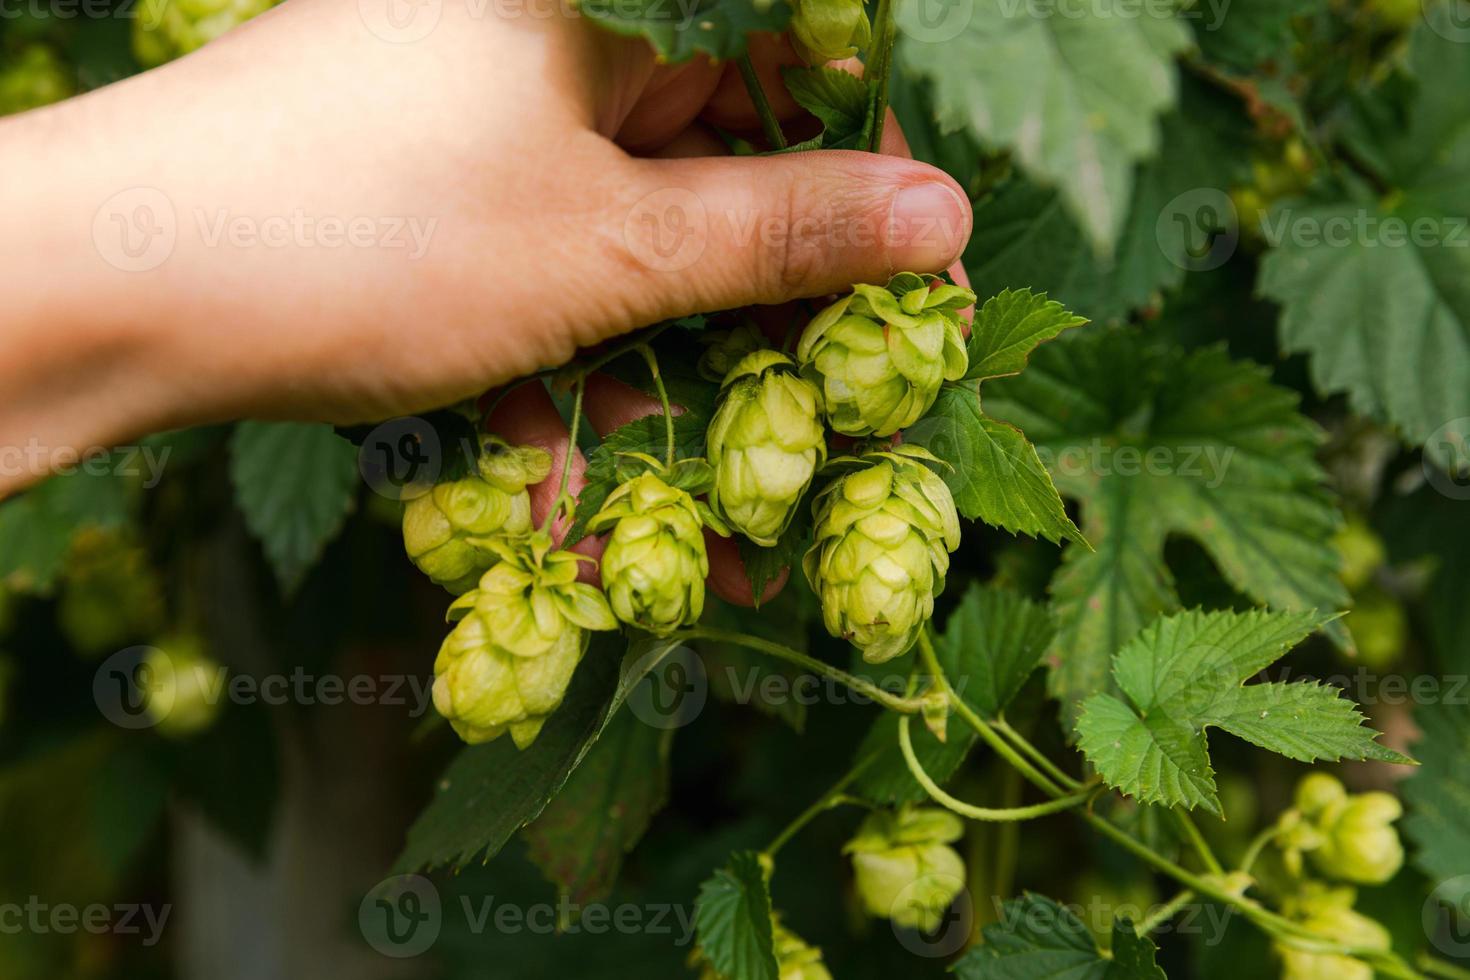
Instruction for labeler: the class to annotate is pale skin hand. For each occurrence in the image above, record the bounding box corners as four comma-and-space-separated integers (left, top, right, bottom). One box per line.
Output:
0, 0, 973, 600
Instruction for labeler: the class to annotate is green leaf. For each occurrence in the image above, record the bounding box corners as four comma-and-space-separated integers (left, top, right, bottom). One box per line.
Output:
694, 851, 778, 980
901, 0, 1191, 252
906, 386, 1084, 546
524, 708, 671, 905
1259, 14, 1470, 474
964, 289, 1089, 383
1077, 609, 1408, 814
782, 66, 870, 149
228, 422, 358, 592
983, 327, 1351, 723
954, 893, 1165, 979
852, 584, 1051, 805
1194, 0, 1325, 73
578, 0, 790, 64
1403, 700, 1470, 909
566, 414, 707, 546
0, 467, 132, 593
395, 633, 683, 871
941, 582, 1057, 719
966, 76, 1252, 321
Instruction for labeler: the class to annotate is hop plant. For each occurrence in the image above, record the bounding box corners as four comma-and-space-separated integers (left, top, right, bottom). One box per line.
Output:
692, 918, 832, 980
789, 0, 872, 64
141, 635, 224, 738
1275, 884, 1390, 980
433, 534, 617, 748
804, 447, 960, 663
0, 44, 74, 117
845, 805, 966, 932
797, 274, 973, 438
586, 456, 727, 636
706, 350, 827, 547
1277, 773, 1405, 884
133, 0, 280, 68
402, 436, 551, 594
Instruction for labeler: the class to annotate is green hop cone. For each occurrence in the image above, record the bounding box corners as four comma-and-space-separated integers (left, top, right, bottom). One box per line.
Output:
433, 534, 617, 748
797, 274, 973, 438
803, 447, 960, 663
790, 0, 871, 64
1333, 517, 1386, 593
845, 805, 966, 932
1275, 884, 1390, 980
706, 350, 827, 547
1277, 773, 1405, 884
402, 436, 551, 593
587, 457, 727, 636
0, 44, 74, 116
142, 635, 224, 738
133, 0, 279, 68
1347, 588, 1407, 670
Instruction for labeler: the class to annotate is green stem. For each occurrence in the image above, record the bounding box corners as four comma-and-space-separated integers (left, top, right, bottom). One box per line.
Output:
916, 629, 1064, 797
866, 0, 897, 152
539, 375, 585, 535
737, 53, 787, 151
637, 344, 676, 467
1135, 890, 1196, 936
1236, 826, 1280, 876
1419, 956, 1470, 980
899, 715, 1092, 822
994, 717, 1083, 791
680, 627, 933, 715
1173, 809, 1225, 876
765, 760, 871, 858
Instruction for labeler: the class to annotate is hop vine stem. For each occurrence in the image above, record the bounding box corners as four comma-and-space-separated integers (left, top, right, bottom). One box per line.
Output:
737, 53, 787, 151
636, 344, 676, 467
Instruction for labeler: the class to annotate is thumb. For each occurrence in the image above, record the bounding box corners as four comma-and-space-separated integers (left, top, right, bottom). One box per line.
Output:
613, 150, 971, 322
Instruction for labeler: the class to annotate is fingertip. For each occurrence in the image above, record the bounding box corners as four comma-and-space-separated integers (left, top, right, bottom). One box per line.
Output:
704, 531, 789, 606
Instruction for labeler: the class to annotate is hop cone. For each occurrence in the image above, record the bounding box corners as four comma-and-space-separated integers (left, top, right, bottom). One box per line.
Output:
797, 274, 973, 437
134, 0, 280, 67
1275, 884, 1389, 980
142, 635, 224, 738
0, 44, 74, 116
803, 448, 960, 663
707, 350, 827, 547
433, 535, 616, 748
845, 806, 966, 932
790, 0, 871, 64
402, 436, 551, 594
588, 464, 722, 636
1280, 773, 1405, 885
